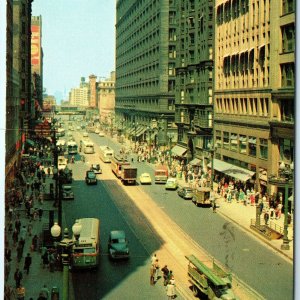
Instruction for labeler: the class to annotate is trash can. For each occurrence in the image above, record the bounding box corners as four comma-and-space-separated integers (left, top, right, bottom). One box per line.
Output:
51, 286, 59, 300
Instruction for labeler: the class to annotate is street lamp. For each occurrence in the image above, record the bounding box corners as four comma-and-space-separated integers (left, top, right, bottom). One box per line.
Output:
167, 132, 175, 166
51, 221, 82, 300
279, 161, 294, 250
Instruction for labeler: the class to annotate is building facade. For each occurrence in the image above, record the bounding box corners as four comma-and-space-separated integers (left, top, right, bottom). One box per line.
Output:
174, 0, 214, 163
69, 77, 89, 107
89, 74, 98, 108
98, 71, 115, 123
214, 0, 295, 193
115, 0, 177, 147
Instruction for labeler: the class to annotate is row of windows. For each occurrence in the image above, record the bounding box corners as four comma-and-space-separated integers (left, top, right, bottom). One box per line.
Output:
216, 131, 268, 159
216, 0, 249, 25
215, 97, 269, 116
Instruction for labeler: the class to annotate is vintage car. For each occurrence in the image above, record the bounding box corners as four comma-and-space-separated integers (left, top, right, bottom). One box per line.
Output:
62, 185, 74, 200
85, 170, 97, 185
91, 164, 102, 174
139, 173, 152, 185
177, 185, 194, 200
108, 230, 129, 260
165, 178, 178, 190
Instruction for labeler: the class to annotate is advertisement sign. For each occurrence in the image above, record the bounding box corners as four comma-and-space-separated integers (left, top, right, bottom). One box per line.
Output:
31, 25, 40, 70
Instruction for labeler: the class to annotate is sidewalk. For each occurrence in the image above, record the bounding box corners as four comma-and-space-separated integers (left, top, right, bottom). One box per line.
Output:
5, 174, 64, 300
174, 176, 294, 261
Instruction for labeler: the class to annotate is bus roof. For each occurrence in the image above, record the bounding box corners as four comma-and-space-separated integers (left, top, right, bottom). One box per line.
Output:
74, 218, 100, 245
185, 255, 227, 287
113, 154, 128, 162
82, 140, 94, 146
67, 141, 77, 146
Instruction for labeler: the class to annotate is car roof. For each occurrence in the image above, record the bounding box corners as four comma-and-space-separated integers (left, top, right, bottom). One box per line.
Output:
141, 173, 150, 176
167, 178, 176, 181
63, 185, 72, 189
110, 230, 126, 239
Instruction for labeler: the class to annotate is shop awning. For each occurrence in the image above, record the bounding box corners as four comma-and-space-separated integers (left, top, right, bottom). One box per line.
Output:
126, 127, 135, 135
171, 145, 188, 157
189, 158, 201, 166
207, 159, 255, 182
136, 127, 147, 137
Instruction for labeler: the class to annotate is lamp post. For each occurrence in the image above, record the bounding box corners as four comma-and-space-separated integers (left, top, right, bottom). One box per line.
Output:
51, 221, 82, 300
279, 161, 293, 250
167, 132, 175, 167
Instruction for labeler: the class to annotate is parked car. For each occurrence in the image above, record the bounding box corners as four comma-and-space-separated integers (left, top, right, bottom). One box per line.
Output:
98, 132, 105, 137
165, 178, 178, 190
177, 185, 193, 199
62, 185, 74, 200
83, 132, 89, 138
139, 173, 152, 185
108, 230, 129, 259
91, 163, 102, 174
85, 170, 97, 185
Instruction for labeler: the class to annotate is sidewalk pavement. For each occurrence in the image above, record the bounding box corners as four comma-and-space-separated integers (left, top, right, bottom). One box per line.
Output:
5, 174, 65, 300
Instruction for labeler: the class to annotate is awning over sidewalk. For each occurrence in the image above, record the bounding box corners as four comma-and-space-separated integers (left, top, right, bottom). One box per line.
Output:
171, 145, 188, 157
189, 158, 201, 166
135, 127, 147, 137
207, 159, 255, 182
126, 127, 135, 135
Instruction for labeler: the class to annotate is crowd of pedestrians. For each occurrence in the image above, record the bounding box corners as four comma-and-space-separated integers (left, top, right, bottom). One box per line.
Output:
149, 253, 176, 299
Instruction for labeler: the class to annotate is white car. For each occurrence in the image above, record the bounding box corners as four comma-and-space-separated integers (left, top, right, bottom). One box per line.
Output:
95, 129, 100, 134
98, 132, 105, 137
83, 132, 88, 138
139, 173, 152, 185
165, 178, 178, 190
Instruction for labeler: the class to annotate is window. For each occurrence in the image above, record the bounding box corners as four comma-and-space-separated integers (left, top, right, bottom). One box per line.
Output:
248, 136, 257, 157
279, 138, 294, 161
223, 132, 229, 149
281, 63, 295, 87
230, 134, 238, 151
216, 130, 222, 148
282, 24, 295, 53
282, 0, 295, 15
259, 138, 268, 159
239, 135, 247, 154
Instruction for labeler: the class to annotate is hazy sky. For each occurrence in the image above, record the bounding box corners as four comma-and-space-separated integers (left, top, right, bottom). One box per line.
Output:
32, 0, 116, 102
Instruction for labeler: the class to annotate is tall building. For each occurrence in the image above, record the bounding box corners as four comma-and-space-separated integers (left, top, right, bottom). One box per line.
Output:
89, 74, 98, 108
5, 0, 34, 193
174, 0, 214, 163
98, 71, 115, 123
69, 77, 89, 107
115, 0, 177, 147
214, 0, 295, 193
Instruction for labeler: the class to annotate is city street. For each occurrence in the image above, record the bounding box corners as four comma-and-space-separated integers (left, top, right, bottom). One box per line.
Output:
60, 119, 293, 300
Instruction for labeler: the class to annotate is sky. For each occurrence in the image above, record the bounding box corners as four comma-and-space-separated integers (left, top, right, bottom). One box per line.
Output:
32, 0, 116, 102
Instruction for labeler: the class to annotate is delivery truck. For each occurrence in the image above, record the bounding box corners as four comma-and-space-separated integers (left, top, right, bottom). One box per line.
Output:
120, 165, 137, 185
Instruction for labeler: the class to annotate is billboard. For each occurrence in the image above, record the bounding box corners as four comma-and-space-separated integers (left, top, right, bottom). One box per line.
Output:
31, 25, 41, 71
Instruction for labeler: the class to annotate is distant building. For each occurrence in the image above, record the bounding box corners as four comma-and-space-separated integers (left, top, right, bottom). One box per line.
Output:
43, 95, 56, 111
69, 77, 89, 107
89, 74, 98, 108
97, 71, 115, 123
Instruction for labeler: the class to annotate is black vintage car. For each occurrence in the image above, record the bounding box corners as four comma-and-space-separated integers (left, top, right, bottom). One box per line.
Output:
85, 170, 97, 185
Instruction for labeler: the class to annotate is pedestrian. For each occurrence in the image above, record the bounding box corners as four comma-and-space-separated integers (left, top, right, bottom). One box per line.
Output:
153, 258, 160, 282
17, 242, 23, 263
39, 284, 50, 300
166, 280, 176, 299
49, 251, 56, 272
23, 253, 32, 274
38, 207, 43, 221
151, 253, 157, 266
264, 211, 269, 225
161, 265, 169, 286
31, 234, 39, 252
150, 264, 156, 286
20, 225, 27, 242
15, 218, 21, 233
42, 251, 49, 268
12, 228, 19, 247
5, 246, 12, 262
16, 284, 25, 300
14, 268, 23, 288
212, 201, 217, 213
259, 201, 264, 215
27, 220, 33, 236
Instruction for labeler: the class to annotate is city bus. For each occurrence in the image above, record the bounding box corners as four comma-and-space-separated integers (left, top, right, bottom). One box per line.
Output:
82, 140, 95, 154
111, 154, 130, 178
99, 145, 114, 163
67, 140, 78, 155
72, 218, 100, 269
